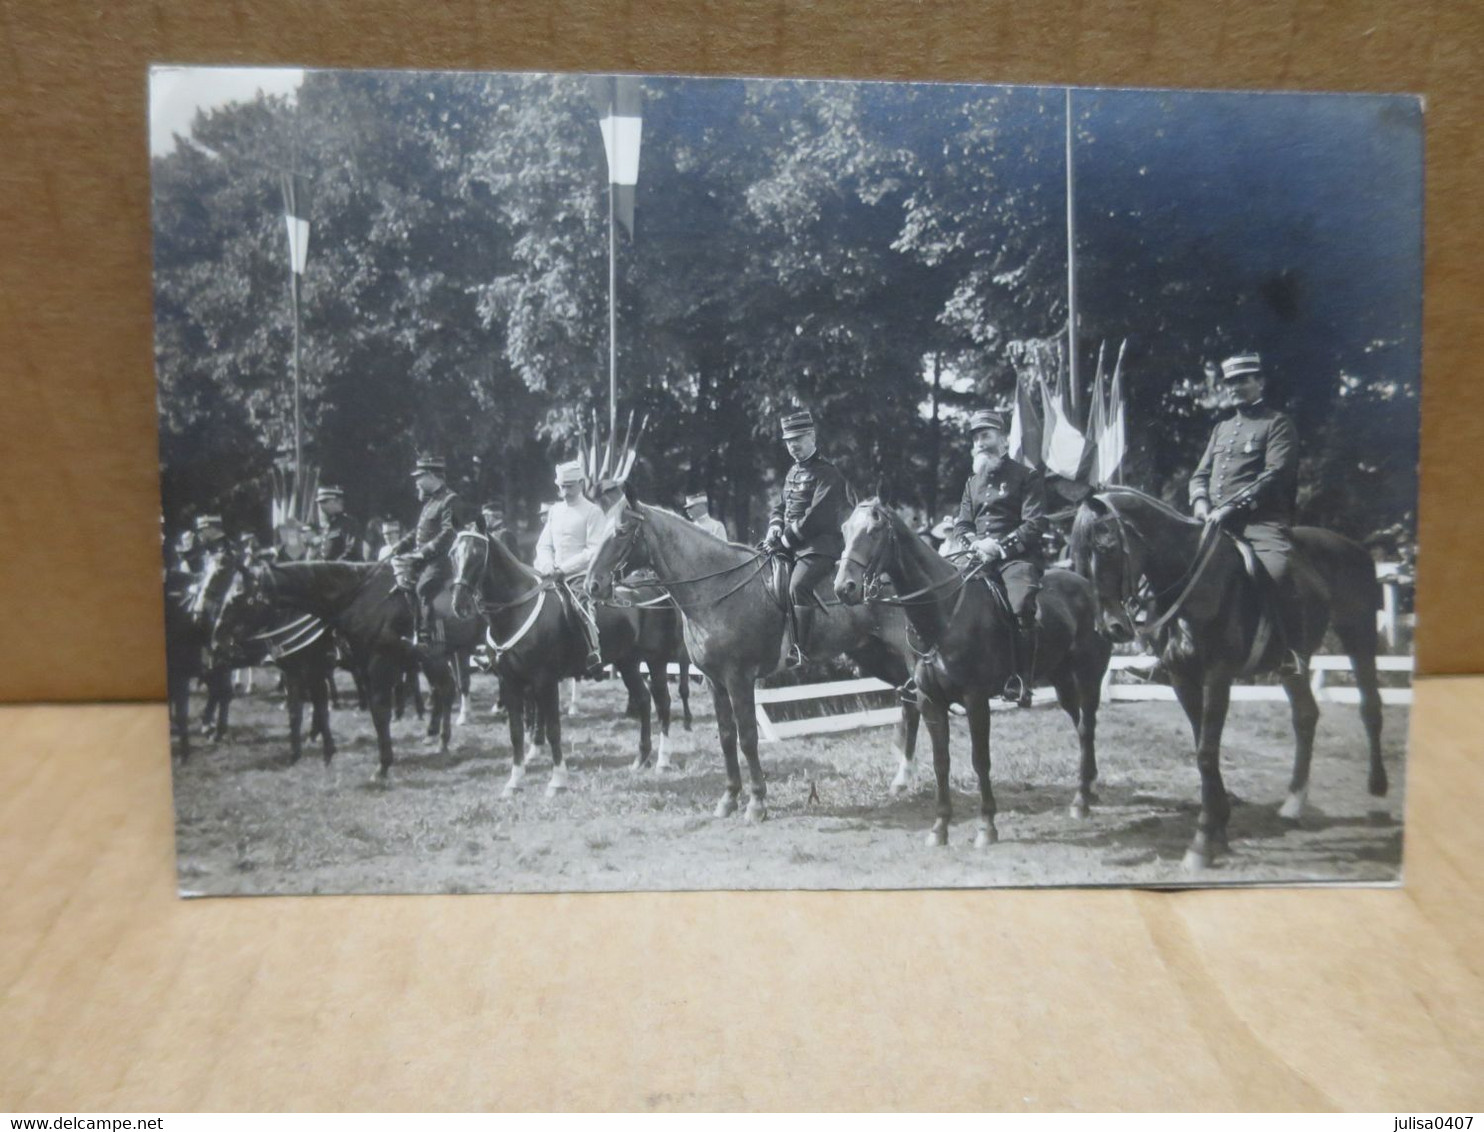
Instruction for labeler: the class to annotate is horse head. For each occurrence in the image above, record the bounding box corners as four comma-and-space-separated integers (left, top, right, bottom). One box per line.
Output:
448, 528, 489, 621
586, 500, 648, 602
1069, 495, 1140, 643
190, 549, 239, 631
834, 497, 896, 606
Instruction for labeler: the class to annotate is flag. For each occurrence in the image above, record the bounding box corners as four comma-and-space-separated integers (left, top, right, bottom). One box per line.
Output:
1040, 379, 1086, 479
588, 76, 643, 237
279, 171, 312, 275
1078, 344, 1108, 483
1098, 346, 1128, 484
1008, 377, 1043, 469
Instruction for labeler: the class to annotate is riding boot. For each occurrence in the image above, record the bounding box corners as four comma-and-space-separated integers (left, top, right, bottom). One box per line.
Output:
1273, 579, 1307, 677
787, 605, 814, 669
1003, 608, 1038, 708
580, 604, 604, 678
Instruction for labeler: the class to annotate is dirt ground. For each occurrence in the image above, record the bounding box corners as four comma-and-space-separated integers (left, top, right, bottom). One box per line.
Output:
170, 669, 1407, 896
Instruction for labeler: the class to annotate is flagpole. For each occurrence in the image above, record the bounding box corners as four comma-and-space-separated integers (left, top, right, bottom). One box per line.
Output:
290, 261, 302, 489
1065, 87, 1079, 415
608, 177, 618, 442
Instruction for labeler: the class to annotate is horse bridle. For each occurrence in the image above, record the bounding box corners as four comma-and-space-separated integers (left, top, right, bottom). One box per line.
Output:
1092, 502, 1222, 637
842, 505, 986, 607
596, 508, 770, 610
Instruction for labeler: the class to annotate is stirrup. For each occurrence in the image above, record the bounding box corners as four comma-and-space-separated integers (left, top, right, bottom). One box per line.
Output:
1002, 674, 1031, 706
785, 644, 807, 669
1277, 649, 1307, 678
898, 679, 920, 707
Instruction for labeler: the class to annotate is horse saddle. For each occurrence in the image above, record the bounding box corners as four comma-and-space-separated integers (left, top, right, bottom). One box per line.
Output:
1225, 533, 1282, 674
762, 551, 792, 612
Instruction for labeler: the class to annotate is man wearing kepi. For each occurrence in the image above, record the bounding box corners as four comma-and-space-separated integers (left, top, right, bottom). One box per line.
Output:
392, 454, 463, 649
534, 460, 605, 674
1189, 352, 1304, 674
953, 408, 1046, 707
685, 492, 728, 541
313, 486, 361, 561
765, 409, 854, 667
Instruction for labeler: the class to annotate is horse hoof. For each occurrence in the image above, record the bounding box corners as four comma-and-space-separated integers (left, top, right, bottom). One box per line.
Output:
1369, 771, 1389, 798
974, 824, 998, 849
502, 767, 527, 798
546, 766, 570, 796
1278, 792, 1306, 821
1181, 849, 1210, 873
455, 711, 469, 727
925, 825, 948, 848
1070, 798, 1091, 820
889, 762, 913, 795
629, 756, 649, 773
745, 800, 768, 824
715, 795, 739, 819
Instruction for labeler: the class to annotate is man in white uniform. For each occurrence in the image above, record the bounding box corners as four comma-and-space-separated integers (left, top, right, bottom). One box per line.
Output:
533, 460, 605, 673
684, 492, 728, 541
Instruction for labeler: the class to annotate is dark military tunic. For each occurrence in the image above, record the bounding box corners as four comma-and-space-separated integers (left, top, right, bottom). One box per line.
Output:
768, 452, 854, 558
1189, 401, 1299, 585
1189, 402, 1298, 525
953, 455, 1046, 619
392, 486, 467, 606
316, 512, 363, 561
952, 456, 1047, 564
768, 451, 855, 607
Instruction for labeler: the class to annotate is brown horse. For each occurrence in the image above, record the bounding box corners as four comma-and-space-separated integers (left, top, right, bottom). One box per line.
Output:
448, 528, 686, 797
586, 500, 920, 823
1067, 486, 1388, 870
834, 498, 1112, 847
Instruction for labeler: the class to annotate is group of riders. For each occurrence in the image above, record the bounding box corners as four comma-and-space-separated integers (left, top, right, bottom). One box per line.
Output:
169, 350, 1305, 709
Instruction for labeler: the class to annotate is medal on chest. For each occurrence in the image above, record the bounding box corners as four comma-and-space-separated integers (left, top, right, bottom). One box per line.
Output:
1244, 438, 1256, 454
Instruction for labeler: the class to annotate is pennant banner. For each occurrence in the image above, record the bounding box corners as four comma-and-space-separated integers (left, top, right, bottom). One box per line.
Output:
279, 172, 312, 275
588, 76, 643, 236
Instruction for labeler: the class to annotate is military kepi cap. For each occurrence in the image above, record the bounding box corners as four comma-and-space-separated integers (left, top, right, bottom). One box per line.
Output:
1219, 353, 1263, 381
780, 410, 815, 438
684, 492, 708, 509
194, 514, 224, 531
316, 485, 344, 501
411, 453, 447, 478
554, 459, 585, 485
968, 409, 1007, 434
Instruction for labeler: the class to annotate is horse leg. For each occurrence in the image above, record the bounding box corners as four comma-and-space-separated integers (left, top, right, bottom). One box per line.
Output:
1056, 673, 1097, 819
285, 672, 305, 765
455, 650, 471, 727
679, 657, 693, 731
502, 684, 528, 798
735, 681, 768, 823
617, 661, 652, 772
711, 678, 743, 818
967, 693, 997, 848
890, 702, 921, 796
313, 667, 335, 767
647, 659, 674, 770
1276, 671, 1322, 820
1184, 676, 1233, 871
922, 694, 953, 847
542, 678, 569, 797
1170, 671, 1205, 747
1336, 622, 1388, 797
170, 675, 191, 763
367, 652, 398, 783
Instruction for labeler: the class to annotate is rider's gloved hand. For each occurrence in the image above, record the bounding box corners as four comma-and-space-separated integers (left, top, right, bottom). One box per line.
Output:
763, 527, 783, 551
1204, 504, 1235, 528
1192, 497, 1211, 522
972, 536, 1004, 561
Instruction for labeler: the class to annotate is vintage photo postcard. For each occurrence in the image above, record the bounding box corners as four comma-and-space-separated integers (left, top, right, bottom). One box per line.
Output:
151, 66, 1421, 894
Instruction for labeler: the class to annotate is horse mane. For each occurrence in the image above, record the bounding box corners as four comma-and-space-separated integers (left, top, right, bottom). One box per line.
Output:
1067, 486, 1198, 576
636, 501, 755, 553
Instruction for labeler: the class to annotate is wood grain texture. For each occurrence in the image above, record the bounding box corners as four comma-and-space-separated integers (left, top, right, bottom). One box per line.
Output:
0, 677, 1479, 1110
0, 0, 1477, 700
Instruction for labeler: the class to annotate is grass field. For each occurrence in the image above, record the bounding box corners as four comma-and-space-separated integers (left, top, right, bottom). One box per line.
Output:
171, 668, 1407, 896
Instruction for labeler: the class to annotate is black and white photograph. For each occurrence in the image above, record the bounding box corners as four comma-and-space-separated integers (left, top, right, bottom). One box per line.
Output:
151, 66, 1421, 895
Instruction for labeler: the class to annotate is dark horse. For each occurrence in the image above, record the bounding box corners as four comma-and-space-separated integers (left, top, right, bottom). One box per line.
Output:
448, 529, 686, 797
195, 551, 341, 766
834, 498, 1112, 847
1068, 486, 1388, 870
236, 559, 470, 781
586, 500, 920, 823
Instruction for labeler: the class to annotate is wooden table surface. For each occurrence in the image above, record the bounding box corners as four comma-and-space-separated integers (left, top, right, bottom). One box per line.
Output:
2, 678, 1480, 1112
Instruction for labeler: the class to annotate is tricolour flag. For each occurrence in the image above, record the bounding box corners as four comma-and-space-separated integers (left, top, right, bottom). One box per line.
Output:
588, 76, 643, 237
280, 171, 312, 275
1098, 346, 1128, 484
1041, 379, 1086, 480
1008, 377, 1044, 470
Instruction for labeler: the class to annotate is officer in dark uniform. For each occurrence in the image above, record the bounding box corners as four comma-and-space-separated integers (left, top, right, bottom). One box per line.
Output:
391, 454, 466, 647
1189, 352, 1304, 674
764, 409, 855, 666
953, 408, 1047, 706
313, 486, 362, 561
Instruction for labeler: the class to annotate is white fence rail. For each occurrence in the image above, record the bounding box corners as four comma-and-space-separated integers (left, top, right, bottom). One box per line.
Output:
749, 654, 1413, 742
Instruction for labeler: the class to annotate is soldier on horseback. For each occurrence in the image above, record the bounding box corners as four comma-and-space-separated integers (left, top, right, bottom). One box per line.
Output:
764, 409, 855, 667
953, 409, 1047, 707
534, 459, 605, 675
685, 492, 728, 541
313, 486, 362, 561
1189, 352, 1304, 675
390, 454, 465, 650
